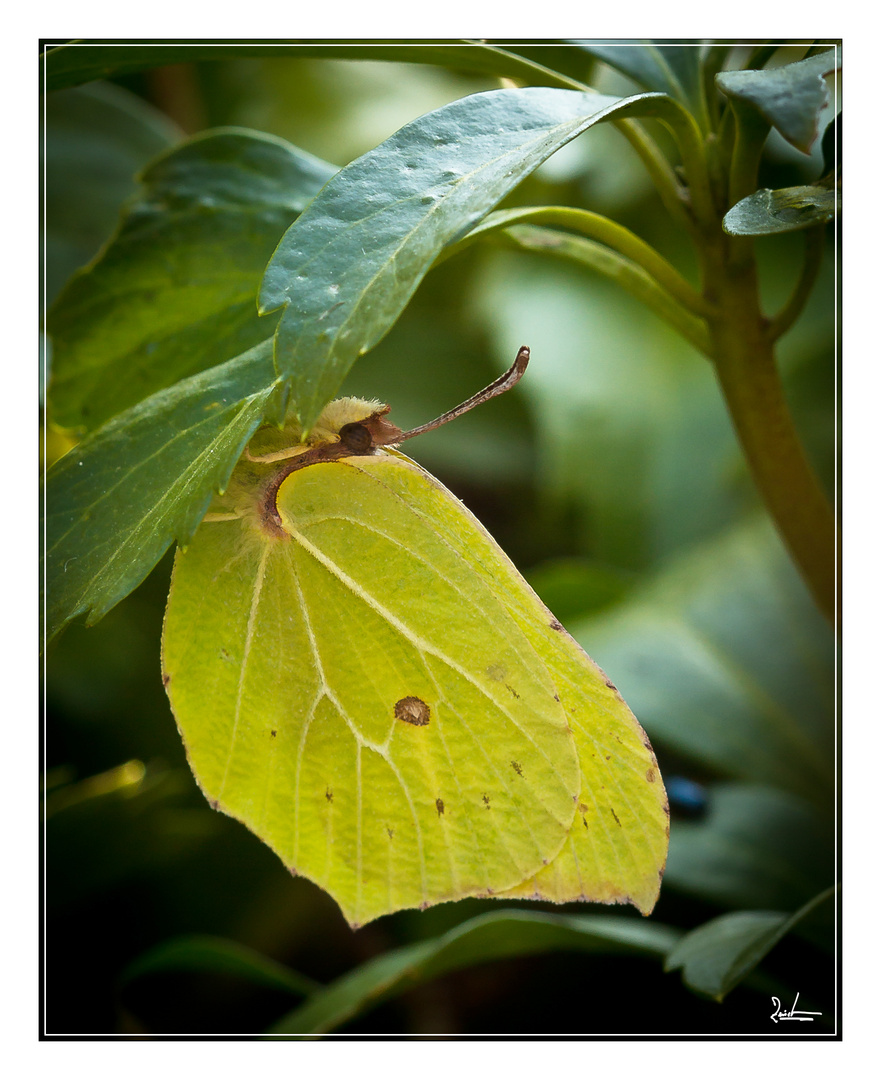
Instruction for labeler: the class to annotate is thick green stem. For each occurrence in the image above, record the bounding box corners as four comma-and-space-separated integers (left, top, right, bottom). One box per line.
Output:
703, 239, 838, 623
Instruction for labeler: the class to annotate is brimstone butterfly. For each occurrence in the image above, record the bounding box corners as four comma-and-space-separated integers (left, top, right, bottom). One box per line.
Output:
162, 348, 668, 927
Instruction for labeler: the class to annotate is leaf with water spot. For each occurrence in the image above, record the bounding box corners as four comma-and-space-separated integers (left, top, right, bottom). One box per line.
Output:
161, 372, 668, 927
723, 182, 839, 235
257, 85, 673, 432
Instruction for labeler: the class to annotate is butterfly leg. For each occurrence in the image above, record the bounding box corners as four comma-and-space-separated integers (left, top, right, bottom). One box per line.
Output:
243, 444, 305, 464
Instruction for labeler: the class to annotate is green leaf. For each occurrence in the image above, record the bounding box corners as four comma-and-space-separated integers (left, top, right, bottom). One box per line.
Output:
45, 82, 180, 306
723, 183, 839, 235
570, 518, 834, 805
48, 128, 336, 432
579, 41, 704, 114
258, 86, 673, 432
664, 886, 836, 1000
44, 340, 284, 642
42, 41, 587, 94
665, 783, 833, 912
716, 49, 839, 154
122, 935, 319, 998
487, 41, 598, 86
267, 909, 680, 1035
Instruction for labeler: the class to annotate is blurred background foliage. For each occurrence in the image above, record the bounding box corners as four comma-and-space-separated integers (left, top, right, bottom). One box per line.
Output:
43, 45, 837, 1036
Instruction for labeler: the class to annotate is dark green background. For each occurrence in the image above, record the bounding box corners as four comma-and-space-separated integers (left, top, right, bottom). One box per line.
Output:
43, 44, 838, 1036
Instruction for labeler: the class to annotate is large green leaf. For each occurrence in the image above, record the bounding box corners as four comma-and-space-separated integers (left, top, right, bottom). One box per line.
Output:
716, 48, 839, 154
48, 129, 335, 432
258, 86, 675, 432
665, 783, 833, 912
664, 886, 836, 1001
266, 909, 680, 1035
44, 82, 180, 306
569, 519, 834, 805
44, 341, 284, 642
42, 41, 587, 94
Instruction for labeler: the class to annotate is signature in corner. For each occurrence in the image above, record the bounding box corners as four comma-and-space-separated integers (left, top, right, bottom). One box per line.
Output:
770, 992, 822, 1023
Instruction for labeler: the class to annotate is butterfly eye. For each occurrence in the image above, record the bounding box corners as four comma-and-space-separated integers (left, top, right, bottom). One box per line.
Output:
338, 422, 373, 454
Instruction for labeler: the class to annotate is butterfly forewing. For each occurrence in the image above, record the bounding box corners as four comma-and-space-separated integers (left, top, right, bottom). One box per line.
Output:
347, 452, 670, 914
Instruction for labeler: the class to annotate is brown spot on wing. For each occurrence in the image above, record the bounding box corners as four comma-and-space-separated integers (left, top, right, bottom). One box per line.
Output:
395, 696, 430, 726
325, 787, 333, 802
436, 798, 445, 816
646, 768, 655, 782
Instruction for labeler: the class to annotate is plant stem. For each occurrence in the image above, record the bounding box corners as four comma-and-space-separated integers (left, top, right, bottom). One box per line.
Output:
702, 238, 838, 623
451, 205, 713, 320
499, 224, 713, 356
768, 227, 825, 341
614, 118, 694, 231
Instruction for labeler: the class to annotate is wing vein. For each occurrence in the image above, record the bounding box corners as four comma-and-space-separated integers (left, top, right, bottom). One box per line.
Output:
287, 525, 570, 797
217, 542, 270, 800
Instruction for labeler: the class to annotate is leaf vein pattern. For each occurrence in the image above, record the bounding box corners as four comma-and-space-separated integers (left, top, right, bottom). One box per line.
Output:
47, 391, 267, 561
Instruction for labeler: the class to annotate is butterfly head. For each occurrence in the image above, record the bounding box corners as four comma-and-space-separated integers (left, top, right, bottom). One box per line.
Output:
311, 397, 402, 452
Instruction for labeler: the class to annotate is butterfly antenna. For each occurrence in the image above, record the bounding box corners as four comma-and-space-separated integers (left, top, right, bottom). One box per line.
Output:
397, 346, 530, 443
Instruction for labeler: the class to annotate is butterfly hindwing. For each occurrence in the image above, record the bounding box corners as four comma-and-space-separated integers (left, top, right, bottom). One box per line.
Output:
163, 451, 591, 926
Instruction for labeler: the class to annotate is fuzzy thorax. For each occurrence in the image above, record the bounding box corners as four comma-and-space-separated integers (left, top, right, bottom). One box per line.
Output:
311, 397, 388, 444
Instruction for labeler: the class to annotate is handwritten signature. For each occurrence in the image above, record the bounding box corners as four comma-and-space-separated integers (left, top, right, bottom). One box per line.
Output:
770, 992, 822, 1023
